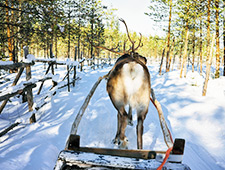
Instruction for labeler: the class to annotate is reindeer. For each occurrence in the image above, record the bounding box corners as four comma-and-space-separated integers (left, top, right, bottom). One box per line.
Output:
90, 19, 151, 149
107, 54, 150, 149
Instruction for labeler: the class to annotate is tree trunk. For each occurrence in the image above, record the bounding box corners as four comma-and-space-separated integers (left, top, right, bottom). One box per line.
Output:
192, 26, 196, 72
6, 0, 13, 62
68, 10, 71, 59
180, 2, 189, 78
199, 15, 203, 76
55, 33, 57, 59
78, 30, 81, 60
168, 37, 175, 71
180, 29, 189, 78
91, 1, 94, 68
18, 0, 22, 61
36, 44, 39, 58
178, 28, 184, 70
202, 34, 216, 96
154, 45, 158, 59
11, 2, 15, 63
206, 0, 211, 67
54, 31, 58, 68
223, 0, 225, 76
20, 43, 23, 61
165, 0, 172, 72
215, 0, 220, 78
178, 45, 183, 70
159, 48, 165, 75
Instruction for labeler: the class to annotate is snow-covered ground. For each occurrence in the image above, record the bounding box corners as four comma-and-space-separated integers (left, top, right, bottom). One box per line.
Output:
0, 60, 225, 170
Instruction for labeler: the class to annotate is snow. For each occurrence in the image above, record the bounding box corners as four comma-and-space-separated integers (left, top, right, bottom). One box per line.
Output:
0, 60, 225, 170
36, 58, 56, 62
57, 24, 65, 33
0, 61, 13, 65
55, 150, 190, 169
52, 74, 60, 82
23, 54, 36, 63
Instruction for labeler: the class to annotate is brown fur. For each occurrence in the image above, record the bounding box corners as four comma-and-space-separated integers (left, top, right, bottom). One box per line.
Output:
107, 54, 151, 149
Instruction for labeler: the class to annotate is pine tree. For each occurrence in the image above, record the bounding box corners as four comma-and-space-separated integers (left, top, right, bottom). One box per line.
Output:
215, 0, 220, 78
86, 0, 106, 58
224, 0, 225, 76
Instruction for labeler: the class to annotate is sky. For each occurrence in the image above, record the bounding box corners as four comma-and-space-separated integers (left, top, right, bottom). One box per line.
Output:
101, 0, 165, 37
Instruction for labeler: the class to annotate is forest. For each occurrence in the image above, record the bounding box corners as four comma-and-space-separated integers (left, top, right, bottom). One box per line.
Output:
0, 0, 224, 78
0, 1, 225, 170
0, 0, 163, 61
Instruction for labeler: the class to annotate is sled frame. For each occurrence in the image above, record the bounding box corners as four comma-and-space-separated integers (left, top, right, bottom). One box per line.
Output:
55, 135, 187, 170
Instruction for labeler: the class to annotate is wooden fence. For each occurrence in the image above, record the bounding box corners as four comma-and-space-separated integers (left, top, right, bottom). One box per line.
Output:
0, 52, 113, 137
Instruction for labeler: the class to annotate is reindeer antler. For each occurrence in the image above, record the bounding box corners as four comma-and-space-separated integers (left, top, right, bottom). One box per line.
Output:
85, 19, 143, 56
119, 19, 143, 53
119, 18, 135, 52
133, 33, 143, 52
85, 31, 123, 55
94, 44, 123, 55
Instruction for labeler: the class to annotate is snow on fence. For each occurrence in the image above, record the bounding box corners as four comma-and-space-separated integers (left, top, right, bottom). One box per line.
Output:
0, 56, 86, 136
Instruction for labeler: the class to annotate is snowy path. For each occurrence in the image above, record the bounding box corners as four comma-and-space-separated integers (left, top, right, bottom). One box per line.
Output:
0, 62, 225, 170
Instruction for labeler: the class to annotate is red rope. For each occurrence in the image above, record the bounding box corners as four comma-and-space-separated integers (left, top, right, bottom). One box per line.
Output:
157, 147, 173, 170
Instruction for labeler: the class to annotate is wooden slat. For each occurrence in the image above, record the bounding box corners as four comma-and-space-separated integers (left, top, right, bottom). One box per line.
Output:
37, 64, 51, 95
66, 135, 165, 160
35, 59, 73, 65
0, 62, 34, 70
67, 147, 166, 160
0, 67, 24, 114
0, 122, 20, 137
0, 84, 36, 102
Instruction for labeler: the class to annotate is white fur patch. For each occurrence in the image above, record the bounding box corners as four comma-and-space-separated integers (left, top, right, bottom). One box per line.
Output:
122, 62, 144, 102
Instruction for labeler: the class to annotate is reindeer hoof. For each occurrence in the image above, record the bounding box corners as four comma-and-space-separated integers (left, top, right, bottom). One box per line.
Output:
118, 137, 129, 149
112, 137, 129, 149
112, 138, 119, 145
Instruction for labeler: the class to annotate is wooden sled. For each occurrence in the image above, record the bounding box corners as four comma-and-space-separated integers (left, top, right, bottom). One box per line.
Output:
55, 135, 190, 170
54, 76, 190, 170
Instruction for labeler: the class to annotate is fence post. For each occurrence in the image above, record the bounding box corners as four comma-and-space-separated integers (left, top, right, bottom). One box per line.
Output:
92, 55, 95, 70
50, 44, 54, 75
80, 51, 83, 72
24, 46, 35, 123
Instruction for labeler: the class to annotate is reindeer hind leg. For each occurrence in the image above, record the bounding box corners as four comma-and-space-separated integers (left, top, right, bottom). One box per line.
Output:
112, 111, 121, 145
127, 105, 133, 126
136, 108, 148, 149
118, 107, 129, 149
113, 107, 129, 149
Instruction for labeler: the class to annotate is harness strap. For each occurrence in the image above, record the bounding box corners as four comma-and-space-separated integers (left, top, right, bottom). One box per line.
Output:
150, 90, 174, 170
